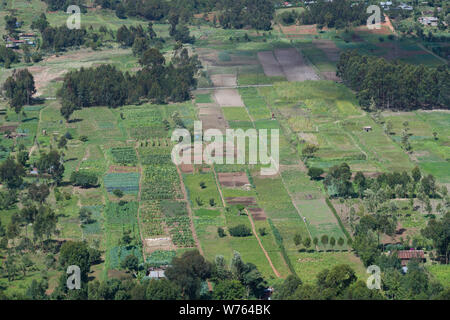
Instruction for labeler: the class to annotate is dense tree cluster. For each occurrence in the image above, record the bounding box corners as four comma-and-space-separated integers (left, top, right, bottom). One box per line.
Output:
42, 0, 87, 11
300, 0, 368, 29
337, 50, 450, 110
217, 0, 274, 30
2, 69, 36, 111
58, 47, 200, 121
0, 45, 20, 68
41, 26, 88, 51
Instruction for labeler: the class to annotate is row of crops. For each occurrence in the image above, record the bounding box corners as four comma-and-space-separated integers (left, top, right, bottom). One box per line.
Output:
104, 172, 140, 194
140, 201, 166, 237
108, 245, 143, 269
110, 147, 138, 165
138, 145, 172, 165
146, 250, 176, 267
105, 201, 139, 225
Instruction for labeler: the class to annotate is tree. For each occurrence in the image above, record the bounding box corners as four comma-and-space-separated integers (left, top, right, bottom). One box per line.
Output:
0, 157, 25, 189
28, 183, 50, 203
213, 279, 246, 300
302, 143, 319, 159
307, 167, 324, 180
313, 237, 319, 247
316, 264, 357, 298
26, 279, 48, 300
36, 150, 64, 183
321, 235, 329, 248
70, 171, 98, 188
421, 212, 450, 264
165, 250, 211, 299
272, 275, 302, 300
79, 207, 93, 225
412, 166, 422, 183
139, 48, 165, 67
113, 189, 124, 198
121, 254, 139, 275
337, 237, 345, 248
146, 279, 181, 300
59, 241, 92, 282
303, 237, 311, 251
32, 206, 57, 243
228, 224, 252, 237
330, 237, 336, 250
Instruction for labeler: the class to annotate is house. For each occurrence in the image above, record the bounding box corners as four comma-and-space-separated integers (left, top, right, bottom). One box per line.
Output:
419, 16, 439, 27
397, 250, 425, 266
398, 3, 413, 10
363, 126, 372, 132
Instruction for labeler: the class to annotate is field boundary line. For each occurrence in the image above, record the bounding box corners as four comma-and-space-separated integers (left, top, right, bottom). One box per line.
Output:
134, 144, 146, 261
245, 208, 281, 278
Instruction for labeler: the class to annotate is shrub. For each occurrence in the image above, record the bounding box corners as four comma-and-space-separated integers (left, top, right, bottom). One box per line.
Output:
217, 227, 226, 238
228, 224, 252, 237
70, 171, 98, 188
113, 189, 124, 198
307, 167, 324, 180
259, 227, 267, 236
209, 198, 216, 207
79, 135, 88, 142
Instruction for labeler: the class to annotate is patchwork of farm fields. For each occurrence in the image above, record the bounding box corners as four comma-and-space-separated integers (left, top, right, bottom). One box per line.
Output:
0, 2, 448, 296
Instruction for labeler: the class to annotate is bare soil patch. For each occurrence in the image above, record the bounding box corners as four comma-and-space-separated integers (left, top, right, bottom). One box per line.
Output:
279, 24, 318, 35
0, 124, 18, 132
218, 172, 250, 188
274, 48, 319, 82
321, 72, 341, 81
27, 66, 66, 96
211, 74, 237, 87
198, 104, 228, 131
225, 196, 257, 206
143, 237, 175, 254
248, 207, 267, 221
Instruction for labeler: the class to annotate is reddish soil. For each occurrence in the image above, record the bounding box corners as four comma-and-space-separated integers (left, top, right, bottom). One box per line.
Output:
279, 24, 318, 35
217, 172, 250, 188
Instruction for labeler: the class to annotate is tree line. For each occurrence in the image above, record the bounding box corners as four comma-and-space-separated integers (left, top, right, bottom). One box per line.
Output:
337, 50, 450, 110
58, 46, 200, 121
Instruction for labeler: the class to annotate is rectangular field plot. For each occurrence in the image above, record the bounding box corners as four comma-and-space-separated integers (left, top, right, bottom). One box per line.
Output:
140, 201, 166, 238
239, 88, 272, 121
384, 111, 450, 183
295, 199, 348, 250
110, 147, 137, 165
138, 145, 172, 165
104, 172, 140, 194
274, 48, 319, 82
287, 251, 366, 285
142, 165, 182, 200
